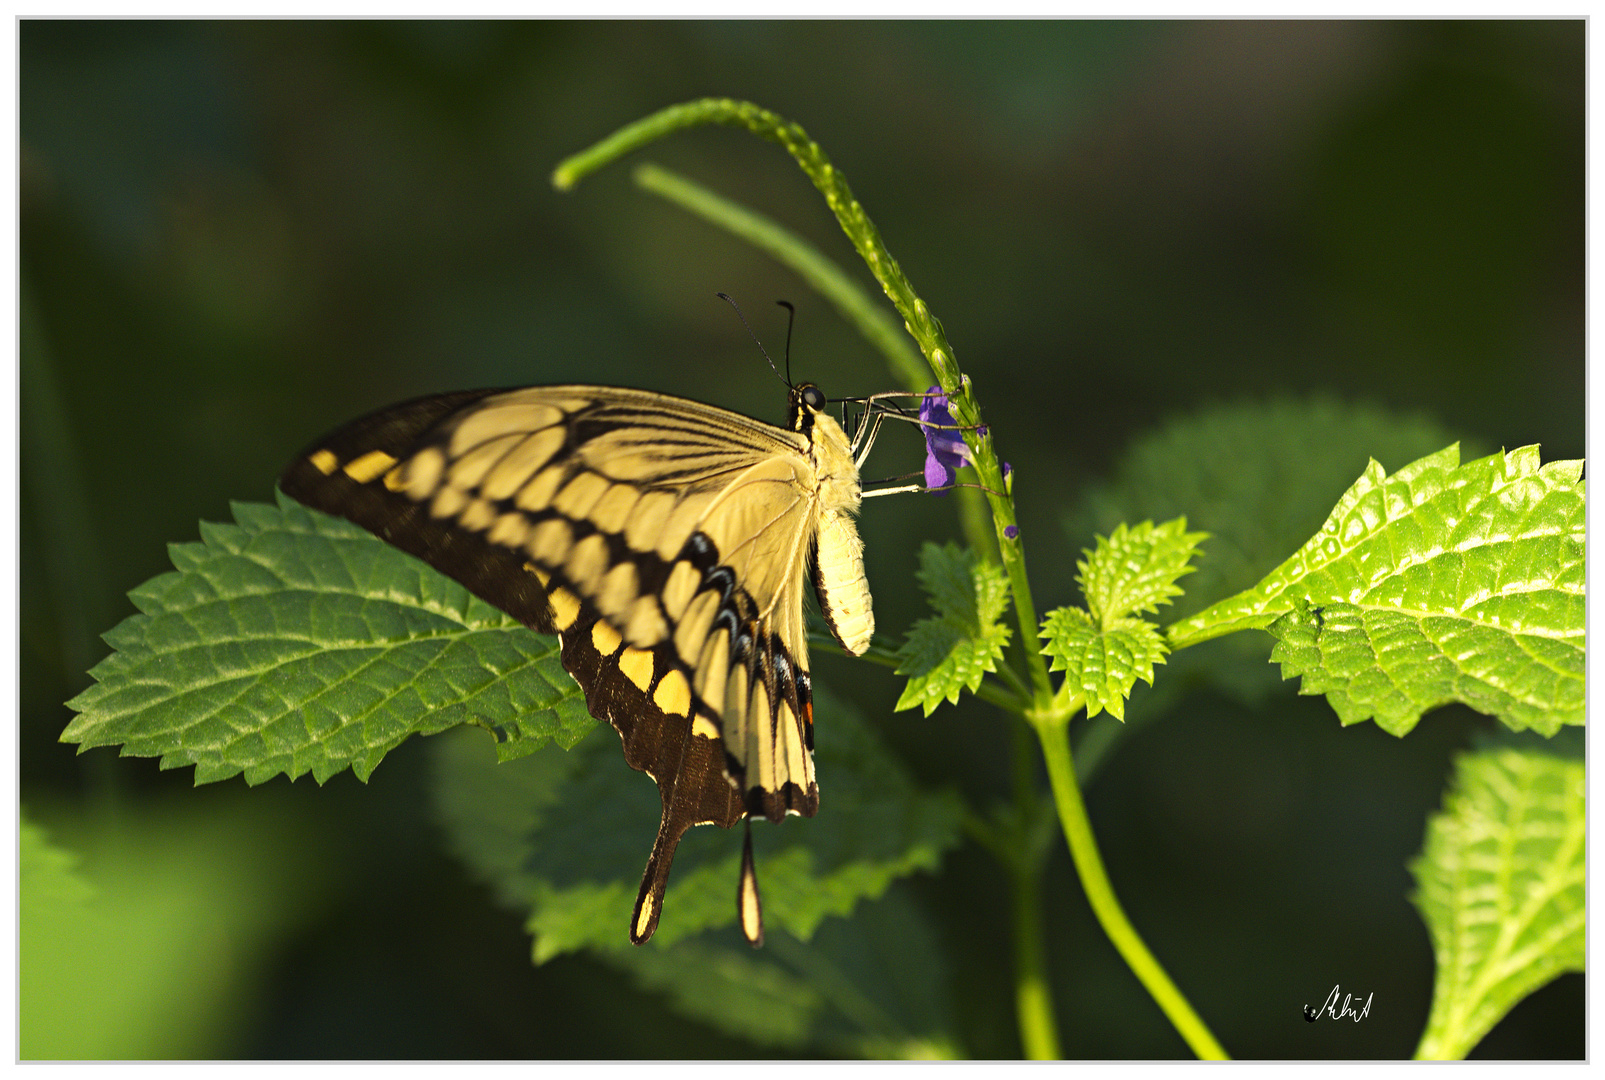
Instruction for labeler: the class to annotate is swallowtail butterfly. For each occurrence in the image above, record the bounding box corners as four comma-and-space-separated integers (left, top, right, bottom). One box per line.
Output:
280, 381, 883, 946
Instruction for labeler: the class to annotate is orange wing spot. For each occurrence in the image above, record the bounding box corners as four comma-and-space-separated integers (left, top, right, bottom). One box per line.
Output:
802, 699, 813, 727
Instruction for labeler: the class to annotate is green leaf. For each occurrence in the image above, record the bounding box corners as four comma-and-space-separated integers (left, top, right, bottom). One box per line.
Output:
62, 494, 593, 786
1410, 737, 1584, 1060
1065, 397, 1471, 710
894, 542, 1012, 716
1170, 446, 1583, 735
1036, 519, 1202, 721
431, 682, 965, 961
621, 938, 825, 1049
1038, 608, 1167, 722
1079, 518, 1208, 623
609, 884, 958, 1057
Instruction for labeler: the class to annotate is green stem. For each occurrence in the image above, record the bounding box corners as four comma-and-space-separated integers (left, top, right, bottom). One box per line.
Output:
557, 98, 1215, 1061
556, 99, 1041, 701
1030, 707, 1229, 1060
1010, 850, 1060, 1059
632, 162, 928, 393
630, 161, 998, 564
1009, 715, 1060, 1059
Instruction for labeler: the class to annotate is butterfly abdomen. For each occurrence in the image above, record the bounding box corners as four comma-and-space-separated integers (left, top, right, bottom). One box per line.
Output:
813, 510, 874, 655
803, 409, 875, 657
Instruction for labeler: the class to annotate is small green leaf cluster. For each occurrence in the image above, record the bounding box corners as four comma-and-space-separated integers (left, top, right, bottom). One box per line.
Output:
1064, 397, 1471, 709
893, 542, 1013, 716
1035, 519, 1206, 721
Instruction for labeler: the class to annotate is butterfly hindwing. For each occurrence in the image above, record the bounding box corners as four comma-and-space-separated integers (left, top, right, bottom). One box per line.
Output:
556, 597, 744, 943
279, 384, 853, 944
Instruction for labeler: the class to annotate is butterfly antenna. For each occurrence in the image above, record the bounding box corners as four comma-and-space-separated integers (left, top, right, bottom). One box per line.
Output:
776, 300, 796, 386
716, 292, 789, 388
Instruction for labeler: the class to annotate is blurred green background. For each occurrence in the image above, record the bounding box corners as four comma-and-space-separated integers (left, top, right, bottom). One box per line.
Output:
21, 21, 1582, 1058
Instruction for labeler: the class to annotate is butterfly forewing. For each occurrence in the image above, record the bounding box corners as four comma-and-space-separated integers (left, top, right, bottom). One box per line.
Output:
280, 384, 862, 944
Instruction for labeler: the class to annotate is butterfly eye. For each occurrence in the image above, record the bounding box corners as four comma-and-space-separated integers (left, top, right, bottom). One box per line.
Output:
801, 385, 826, 412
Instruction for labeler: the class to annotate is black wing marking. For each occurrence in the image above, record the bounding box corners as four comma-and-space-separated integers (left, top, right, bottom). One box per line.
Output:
278, 388, 819, 944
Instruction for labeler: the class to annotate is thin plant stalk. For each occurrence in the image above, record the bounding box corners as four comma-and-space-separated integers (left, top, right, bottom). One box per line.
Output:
1031, 702, 1229, 1060
555, 96, 1226, 1060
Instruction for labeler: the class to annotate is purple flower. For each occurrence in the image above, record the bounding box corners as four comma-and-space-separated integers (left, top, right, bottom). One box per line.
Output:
920, 386, 971, 494
1004, 524, 1020, 541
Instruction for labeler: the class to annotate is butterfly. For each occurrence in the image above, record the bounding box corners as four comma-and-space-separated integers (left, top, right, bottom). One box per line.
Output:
279, 378, 904, 946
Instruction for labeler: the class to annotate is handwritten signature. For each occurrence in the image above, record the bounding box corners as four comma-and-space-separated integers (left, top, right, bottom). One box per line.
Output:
1303, 985, 1373, 1023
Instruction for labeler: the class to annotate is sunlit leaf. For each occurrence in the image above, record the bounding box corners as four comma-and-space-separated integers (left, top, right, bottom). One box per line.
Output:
1066, 398, 1471, 709
62, 496, 591, 785
1039, 518, 1202, 721
1039, 608, 1167, 722
1171, 446, 1583, 735
1411, 738, 1584, 1059
1078, 518, 1207, 624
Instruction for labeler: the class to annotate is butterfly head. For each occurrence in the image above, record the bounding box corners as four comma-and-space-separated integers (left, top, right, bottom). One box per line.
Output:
788, 382, 828, 437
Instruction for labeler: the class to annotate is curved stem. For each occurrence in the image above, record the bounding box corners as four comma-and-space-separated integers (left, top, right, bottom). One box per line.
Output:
632, 162, 929, 393
555, 98, 1049, 707
1030, 708, 1229, 1060
628, 162, 998, 565
556, 98, 1218, 1061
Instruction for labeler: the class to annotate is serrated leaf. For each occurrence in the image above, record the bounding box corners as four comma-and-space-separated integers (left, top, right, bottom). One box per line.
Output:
1038, 608, 1167, 721
1410, 738, 1584, 1060
62, 494, 592, 786
894, 542, 1012, 717
609, 883, 957, 1057
1267, 600, 1580, 737
1169, 446, 1583, 735
893, 619, 1010, 717
622, 938, 825, 1049
431, 682, 964, 961
916, 540, 1011, 629
1079, 518, 1207, 624
1066, 398, 1472, 710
